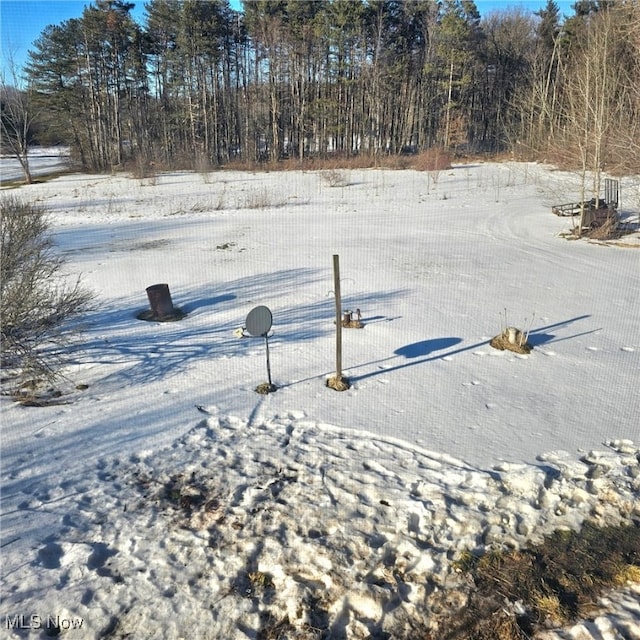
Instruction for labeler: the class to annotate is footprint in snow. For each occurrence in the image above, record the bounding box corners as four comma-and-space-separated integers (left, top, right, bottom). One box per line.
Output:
281, 424, 294, 448
37, 540, 64, 569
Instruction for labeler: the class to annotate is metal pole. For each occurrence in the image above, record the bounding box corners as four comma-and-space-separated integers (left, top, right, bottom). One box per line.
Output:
264, 334, 273, 386
333, 254, 342, 379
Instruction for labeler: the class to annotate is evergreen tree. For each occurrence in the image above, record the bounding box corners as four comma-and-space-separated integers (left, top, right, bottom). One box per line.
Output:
436, 0, 484, 149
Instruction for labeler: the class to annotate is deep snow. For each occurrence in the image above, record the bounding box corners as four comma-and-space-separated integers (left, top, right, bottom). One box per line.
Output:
1, 160, 639, 638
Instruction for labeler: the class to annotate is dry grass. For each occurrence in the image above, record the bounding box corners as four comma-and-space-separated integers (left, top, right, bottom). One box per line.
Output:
342, 318, 364, 329
255, 382, 277, 394
341, 310, 364, 328
326, 375, 350, 391
613, 563, 640, 585
445, 521, 640, 639
489, 329, 532, 354
244, 188, 288, 209
0, 169, 74, 188
12, 387, 69, 407
222, 148, 453, 173
582, 216, 619, 240
257, 616, 322, 640
540, 139, 640, 176
410, 147, 453, 172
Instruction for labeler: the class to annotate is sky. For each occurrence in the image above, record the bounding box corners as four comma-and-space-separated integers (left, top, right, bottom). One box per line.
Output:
1, 0, 576, 81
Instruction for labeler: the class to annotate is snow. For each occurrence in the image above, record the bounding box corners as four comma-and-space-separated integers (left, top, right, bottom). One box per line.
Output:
0, 147, 72, 182
1, 161, 639, 638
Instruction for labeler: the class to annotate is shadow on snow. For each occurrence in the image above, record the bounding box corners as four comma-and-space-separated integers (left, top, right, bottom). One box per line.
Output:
349, 314, 593, 383
63, 267, 408, 388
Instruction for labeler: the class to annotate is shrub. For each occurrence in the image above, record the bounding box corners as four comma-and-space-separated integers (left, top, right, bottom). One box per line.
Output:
0, 195, 94, 395
409, 148, 453, 172
320, 169, 350, 187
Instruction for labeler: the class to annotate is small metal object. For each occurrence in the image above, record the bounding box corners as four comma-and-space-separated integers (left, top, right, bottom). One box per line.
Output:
245, 305, 272, 337
146, 283, 174, 319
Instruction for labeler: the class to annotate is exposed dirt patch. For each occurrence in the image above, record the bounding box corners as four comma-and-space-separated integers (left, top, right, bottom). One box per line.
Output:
255, 382, 277, 394
442, 521, 640, 639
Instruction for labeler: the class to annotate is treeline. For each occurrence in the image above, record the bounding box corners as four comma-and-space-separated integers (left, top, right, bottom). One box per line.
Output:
16, 0, 640, 172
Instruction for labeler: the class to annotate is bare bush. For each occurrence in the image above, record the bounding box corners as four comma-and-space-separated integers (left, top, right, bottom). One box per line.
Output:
131, 157, 158, 185
1, 196, 94, 394
321, 169, 351, 187
243, 188, 287, 209
224, 147, 453, 174
584, 216, 620, 241
410, 148, 453, 172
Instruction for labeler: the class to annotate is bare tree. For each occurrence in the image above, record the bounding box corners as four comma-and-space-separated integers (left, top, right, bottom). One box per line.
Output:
0, 52, 37, 184
1, 196, 94, 396
559, 6, 631, 220
611, 2, 640, 174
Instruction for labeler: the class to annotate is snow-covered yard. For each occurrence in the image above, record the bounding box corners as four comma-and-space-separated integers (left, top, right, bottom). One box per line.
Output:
0, 147, 72, 183
1, 161, 639, 638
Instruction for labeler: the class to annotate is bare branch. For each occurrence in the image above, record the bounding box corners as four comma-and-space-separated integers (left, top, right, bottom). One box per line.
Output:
1, 196, 94, 394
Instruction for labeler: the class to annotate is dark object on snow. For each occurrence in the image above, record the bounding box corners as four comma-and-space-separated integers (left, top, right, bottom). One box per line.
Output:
137, 283, 185, 321
490, 328, 532, 355
244, 305, 276, 393
146, 283, 174, 318
342, 308, 364, 328
551, 178, 619, 234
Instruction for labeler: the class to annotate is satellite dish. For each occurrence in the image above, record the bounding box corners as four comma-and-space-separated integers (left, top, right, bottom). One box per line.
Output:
245, 305, 273, 337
